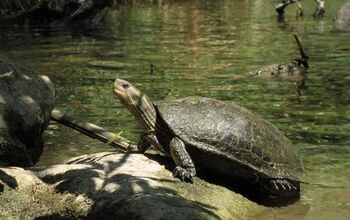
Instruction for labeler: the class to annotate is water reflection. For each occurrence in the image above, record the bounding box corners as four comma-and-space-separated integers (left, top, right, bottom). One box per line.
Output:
0, 0, 349, 219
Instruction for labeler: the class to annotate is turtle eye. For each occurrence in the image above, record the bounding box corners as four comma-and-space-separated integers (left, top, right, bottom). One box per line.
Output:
122, 83, 130, 89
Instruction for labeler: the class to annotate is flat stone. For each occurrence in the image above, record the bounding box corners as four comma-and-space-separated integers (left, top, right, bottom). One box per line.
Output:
36, 152, 263, 219
1, 152, 265, 219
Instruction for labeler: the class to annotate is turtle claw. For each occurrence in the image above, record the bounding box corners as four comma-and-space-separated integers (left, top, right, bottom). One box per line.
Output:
272, 180, 279, 190
173, 166, 194, 183
281, 183, 287, 190
270, 179, 298, 192
288, 182, 297, 190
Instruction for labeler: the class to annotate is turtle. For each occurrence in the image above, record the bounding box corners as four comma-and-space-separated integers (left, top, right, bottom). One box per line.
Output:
113, 79, 305, 197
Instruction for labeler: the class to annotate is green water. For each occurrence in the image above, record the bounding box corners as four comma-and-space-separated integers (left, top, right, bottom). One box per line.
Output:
1, 0, 349, 219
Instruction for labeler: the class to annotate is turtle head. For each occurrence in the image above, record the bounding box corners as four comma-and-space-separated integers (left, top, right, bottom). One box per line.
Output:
113, 79, 157, 133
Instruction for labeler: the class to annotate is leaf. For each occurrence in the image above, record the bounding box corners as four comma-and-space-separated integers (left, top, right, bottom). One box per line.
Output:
106, 131, 124, 145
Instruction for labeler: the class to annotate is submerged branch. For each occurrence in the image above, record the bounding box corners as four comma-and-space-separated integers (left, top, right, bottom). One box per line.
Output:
51, 109, 136, 152
293, 34, 309, 69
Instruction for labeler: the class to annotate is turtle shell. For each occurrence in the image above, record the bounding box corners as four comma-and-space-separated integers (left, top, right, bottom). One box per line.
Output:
157, 96, 305, 182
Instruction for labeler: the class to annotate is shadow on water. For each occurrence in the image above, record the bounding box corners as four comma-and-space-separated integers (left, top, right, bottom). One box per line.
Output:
35, 152, 220, 219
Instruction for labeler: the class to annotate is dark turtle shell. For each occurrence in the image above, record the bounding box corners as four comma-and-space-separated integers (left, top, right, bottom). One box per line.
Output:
157, 96, 305, 182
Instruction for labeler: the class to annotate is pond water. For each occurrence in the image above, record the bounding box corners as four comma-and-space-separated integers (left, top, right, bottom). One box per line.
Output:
0, 0, 349, 219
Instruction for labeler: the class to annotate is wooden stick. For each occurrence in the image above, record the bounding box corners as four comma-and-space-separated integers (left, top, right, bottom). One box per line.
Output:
50, 109, 136, 152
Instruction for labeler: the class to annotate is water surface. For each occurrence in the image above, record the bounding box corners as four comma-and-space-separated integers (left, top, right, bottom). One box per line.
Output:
0, 1, 349, 219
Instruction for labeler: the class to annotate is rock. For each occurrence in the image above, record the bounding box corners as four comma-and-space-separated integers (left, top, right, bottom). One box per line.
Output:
1, 152, 268, 219
0, 166, 43, 189
335, 1, 350, 31
248, 63, 306, 79
248, 35, 308, 79
0, 60, 55, 167
0, 166, 89, 220
35, 152, 263, 219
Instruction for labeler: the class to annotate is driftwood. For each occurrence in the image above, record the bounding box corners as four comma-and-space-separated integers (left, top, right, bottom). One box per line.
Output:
275, 0, 325, 18
314, 0, 325, 18
51, 110, 136, 152
275, 0, 303, 17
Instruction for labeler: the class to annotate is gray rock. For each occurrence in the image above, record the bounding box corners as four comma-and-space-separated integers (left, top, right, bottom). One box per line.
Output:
247, 63, 306, 79
0, 60, 55, 167
248, 35, 308, 79
1, 152, 268, 219
0, 166, 90, 219
0, 166, 43, 189
335, 1, 350, 31
35, 152, 263, 219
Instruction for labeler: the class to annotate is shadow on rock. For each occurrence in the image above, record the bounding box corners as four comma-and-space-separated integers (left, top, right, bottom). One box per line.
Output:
35, 152, 223, 220
0, 169, 18, 190
145, 153, 301, 207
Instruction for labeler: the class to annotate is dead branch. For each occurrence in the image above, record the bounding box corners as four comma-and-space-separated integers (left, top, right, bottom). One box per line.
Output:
314, 0, 325, 18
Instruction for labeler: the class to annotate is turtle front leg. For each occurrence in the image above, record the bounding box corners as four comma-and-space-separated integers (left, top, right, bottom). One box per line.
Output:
137, 134, 151, 153
169, 137, 196, 183
131, 133, 164, 154
127, 134, 151, 153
